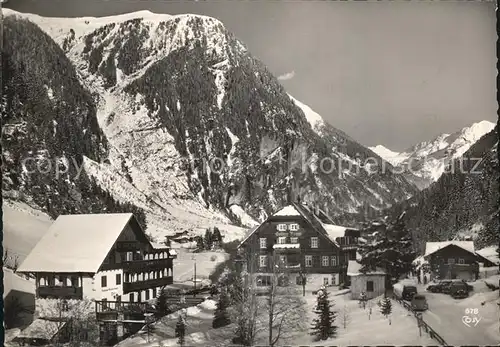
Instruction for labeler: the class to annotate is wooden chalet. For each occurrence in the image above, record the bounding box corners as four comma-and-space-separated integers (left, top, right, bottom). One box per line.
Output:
16, 213, 174, 346
424, 241, 480, 281
238, 202, 360, 289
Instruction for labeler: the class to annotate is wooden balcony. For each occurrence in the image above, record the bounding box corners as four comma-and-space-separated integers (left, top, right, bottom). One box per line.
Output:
123, 276, 173, 294
122, 258, 173, 273
37, 286, 83, 300
116, 241, 142, 252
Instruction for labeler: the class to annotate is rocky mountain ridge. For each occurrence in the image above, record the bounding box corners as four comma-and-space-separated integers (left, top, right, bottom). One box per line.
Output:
370, 120, 496, 189
3, 10, 418, 239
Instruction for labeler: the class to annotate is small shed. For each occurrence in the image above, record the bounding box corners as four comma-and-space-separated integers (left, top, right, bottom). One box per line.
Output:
347, 261, 386, 300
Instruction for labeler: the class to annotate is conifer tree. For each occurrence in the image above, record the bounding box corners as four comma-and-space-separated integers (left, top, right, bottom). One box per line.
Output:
175, 315, 186, 346
310, 289, 337, 341
204, 228, 213, 250
212, 287, 231, 328
380, 296, 392, 324
358, 213, 416, 281
155, 289, 170, 319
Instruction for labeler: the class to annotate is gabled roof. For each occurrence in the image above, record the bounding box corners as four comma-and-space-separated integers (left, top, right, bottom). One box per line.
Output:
424, 241, 475, 258
475, 246, 500, 265
17, 213, 143, 273
347, 260, 385, 276
238, 202, 357, 248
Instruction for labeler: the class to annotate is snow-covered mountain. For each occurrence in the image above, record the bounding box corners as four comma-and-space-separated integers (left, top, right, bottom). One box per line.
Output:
2, 10, 418, 240
388, 126, 498, 249
370, 120, 496, 189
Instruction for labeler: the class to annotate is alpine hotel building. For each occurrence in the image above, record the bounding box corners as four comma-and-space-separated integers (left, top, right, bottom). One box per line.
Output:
238, 202, 360, 288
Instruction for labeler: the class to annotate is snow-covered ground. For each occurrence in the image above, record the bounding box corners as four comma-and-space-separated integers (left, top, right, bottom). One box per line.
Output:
3, 200, 52, 263
170, 249, 229, 288
418, 277, 500, 346
116, 299, 234, 347
291, 288, 435, 346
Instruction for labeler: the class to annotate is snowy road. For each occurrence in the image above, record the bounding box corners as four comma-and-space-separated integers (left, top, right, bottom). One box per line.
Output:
421, 290, 499, 346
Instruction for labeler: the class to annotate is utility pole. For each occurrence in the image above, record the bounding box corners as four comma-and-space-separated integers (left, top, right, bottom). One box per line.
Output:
192, 255, 197, 296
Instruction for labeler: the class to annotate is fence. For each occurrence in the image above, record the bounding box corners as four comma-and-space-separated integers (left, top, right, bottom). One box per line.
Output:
392, 296, 449, 346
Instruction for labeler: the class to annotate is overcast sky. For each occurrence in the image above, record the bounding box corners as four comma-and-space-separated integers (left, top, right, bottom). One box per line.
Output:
6, 0, 497, 151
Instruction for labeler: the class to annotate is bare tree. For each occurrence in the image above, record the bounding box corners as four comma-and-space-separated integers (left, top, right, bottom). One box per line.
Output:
339, 304, 351, 329
33, 298, 98, 346
265, 255, 307, 346
230, 247, 264, 346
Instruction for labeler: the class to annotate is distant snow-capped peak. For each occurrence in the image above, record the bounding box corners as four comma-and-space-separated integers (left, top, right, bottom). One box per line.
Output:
369, 145, 408, 166
370, 120, 495, 187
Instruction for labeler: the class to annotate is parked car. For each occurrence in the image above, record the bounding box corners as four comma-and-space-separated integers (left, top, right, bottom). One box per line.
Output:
449, 281, 470, 299
394, 283, 418, 301
426, 280, 452, 293
411, 294, 429, 311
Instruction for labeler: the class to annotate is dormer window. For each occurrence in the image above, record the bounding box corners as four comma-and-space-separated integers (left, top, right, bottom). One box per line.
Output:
289, 224, 299, 231
277, 224, 287, 231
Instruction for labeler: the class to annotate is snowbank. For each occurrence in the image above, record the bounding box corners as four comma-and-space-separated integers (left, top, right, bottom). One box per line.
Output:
197, 299, 217, 311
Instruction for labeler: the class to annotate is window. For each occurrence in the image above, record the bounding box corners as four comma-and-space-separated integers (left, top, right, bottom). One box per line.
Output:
153, 288, 157, 298
116, 274, 122, 285
101, 276, 107, 288
323, 277, 329, 286
61, 300, 69, 311
260, 238, 267, 249
278, 237, 286, 244
145, 290, 150, 300
331, 275, 337, 285
367, 280, 374, 292
290, 237, 298, 244
279, 255, 287, 266
71, 276, 79, 287
256, 275, 272, 287
305, 255, 312, 267
290, 224, 299, 231
458, 258, 465, 264
126, 252, 133, 261
129, 293, 134, 302
311, 237, 318, 248
322, 256, 329, 267
277, 224, 287, 231
448, 258, 455, 264
259, 255, 268, 268
102, 298, 107, 309
331, 256, 337, 266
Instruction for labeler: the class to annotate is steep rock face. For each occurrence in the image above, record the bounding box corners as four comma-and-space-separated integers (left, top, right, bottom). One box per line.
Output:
4, 10, 418, 237
370, 120, 496, 190
388, 126, 499, 249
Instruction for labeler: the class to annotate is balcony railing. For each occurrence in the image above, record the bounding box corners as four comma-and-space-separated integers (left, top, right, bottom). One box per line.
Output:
123, 276, 173, 294
37, 286, 83, 300
122, 258, 173, 273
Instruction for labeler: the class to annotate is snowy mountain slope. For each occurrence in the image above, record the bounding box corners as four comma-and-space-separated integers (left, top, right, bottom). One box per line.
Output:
3, 10, 418, 239
388, 126, 499, 249
370, 120, 496, 189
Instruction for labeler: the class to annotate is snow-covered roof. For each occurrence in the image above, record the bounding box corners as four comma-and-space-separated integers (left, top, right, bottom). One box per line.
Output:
347, 260, 385, 276
475, 246, 500, 265
169, 249, 178, 256
424, 241, 475, 258
151, 242, 169, 250
321, 223, 348, 240
17, 318, 68, 340
17, 213, 134, 273
274, 205, 301, 217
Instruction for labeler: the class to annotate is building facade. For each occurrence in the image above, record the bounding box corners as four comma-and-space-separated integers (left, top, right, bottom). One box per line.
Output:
424, 241, 480, 281
347, 260, 386, 300
16, 213, 174, 345
238, 203, 360, 289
